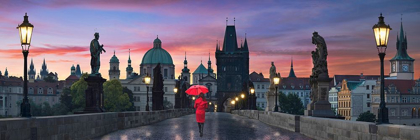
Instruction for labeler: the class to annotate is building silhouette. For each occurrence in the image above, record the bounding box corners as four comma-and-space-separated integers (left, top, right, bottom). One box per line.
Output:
215, 22, 249, 112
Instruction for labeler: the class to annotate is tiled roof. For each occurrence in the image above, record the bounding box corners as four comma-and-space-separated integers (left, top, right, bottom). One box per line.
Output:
249, 72, 269, 82
333, 75, 385, 86
384, 79, 416, 94
279, 77, 310, 90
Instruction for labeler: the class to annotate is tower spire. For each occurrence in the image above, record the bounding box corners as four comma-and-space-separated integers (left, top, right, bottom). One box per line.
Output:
288, 56, 296, 78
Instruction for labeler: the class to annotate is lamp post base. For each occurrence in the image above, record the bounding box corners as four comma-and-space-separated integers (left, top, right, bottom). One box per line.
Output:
20, 99, 31, 117
377, 107, 389, 124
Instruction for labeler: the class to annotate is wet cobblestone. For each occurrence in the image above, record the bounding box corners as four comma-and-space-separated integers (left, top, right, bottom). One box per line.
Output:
95, 112, 312, 140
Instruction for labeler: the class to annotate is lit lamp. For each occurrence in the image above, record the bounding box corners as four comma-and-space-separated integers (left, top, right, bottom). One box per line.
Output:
241, 93, 245, 99
231, 100, 235, 105
273, 74, 280, 112
143, 74, 151, 111
373, 13, 391, 124
240, 93, 245, 110
173, 87, 178, 93
209, 102, 212, 105
235, 97, 239, 101
18, 13, 34, 117
250, 87, 255, 110
192, 96, 196, 100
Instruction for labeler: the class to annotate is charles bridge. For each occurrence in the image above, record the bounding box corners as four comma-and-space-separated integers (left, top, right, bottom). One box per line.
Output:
0, 109, 419, 140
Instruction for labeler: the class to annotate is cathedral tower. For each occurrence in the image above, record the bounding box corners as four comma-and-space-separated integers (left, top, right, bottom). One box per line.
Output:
389, 20, 414, 80
126, 49, 133, 79
181, 52, 191, 84
109, 51, 120, 80
28, 58, 36, 82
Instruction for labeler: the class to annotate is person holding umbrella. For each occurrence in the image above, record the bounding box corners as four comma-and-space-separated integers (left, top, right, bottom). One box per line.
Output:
186, 85, 209, 137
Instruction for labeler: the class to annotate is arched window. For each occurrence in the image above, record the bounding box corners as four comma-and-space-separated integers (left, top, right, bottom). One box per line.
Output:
113, 66, 116, 70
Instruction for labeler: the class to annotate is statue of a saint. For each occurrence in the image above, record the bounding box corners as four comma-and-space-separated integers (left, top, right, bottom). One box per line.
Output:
311, 32, 328, 78
90, 32, 106, 75
269, 62, 276, 83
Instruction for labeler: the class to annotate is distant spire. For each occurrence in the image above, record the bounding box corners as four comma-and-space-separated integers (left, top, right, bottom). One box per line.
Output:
4, 67, 8, 77
114, 50, 115, 55
234, 17, 235, 25
288, 57, 296, 78
243, 35, 249, 51
226, 17, 228, 25
128, 49, 131, 64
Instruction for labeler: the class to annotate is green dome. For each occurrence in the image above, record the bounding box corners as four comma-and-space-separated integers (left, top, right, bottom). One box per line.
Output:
142, 37, 173, 65
110, 51, 119, 63
71, 65, 75, 70
154, 37, 162, 43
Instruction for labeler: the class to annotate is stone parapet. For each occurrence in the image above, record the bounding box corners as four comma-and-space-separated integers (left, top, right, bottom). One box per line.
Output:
232, 110, 420, 140
0, 109, 194, 140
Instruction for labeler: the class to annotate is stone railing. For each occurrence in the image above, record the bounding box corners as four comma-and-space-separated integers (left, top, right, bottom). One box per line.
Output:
232, 110, 420, 140
0, 109, 194, 140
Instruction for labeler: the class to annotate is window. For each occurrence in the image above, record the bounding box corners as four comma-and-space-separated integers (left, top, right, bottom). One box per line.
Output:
164, 87, 168, 92
262, 85, 265, 89
143, 69, 146, 74
300, 92, 303, 97
257, 85, 260, 89
0, 96, 3, 108
38, 88, 43, 94
366, 85, 369, 90
367, 102, 370, 107
367, 94, 370, 98
372, 85, 375, 90
402, 109, 408, 116
402, 97, 407, 103
46, 97, 49, 102
391, 97, 395, 103
390, 109, 395, 116
164, 69, 168, 78
262, 93, 265, 98
262, 103, 265, 108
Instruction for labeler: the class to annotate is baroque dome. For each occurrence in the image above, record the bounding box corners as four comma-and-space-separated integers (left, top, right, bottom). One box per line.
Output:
141, 37, 173, 65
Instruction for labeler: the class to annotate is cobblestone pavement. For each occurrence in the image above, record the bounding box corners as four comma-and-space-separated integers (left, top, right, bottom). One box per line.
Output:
94, 112, 312, 140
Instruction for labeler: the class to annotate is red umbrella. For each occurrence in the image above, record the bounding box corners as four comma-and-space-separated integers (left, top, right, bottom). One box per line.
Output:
186, 85, 209, 96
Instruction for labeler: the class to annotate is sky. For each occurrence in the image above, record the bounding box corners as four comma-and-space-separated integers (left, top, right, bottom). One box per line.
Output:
1, 0, 420, 80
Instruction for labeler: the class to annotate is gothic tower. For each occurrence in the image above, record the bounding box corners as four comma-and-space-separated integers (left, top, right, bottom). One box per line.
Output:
215, 22, 249, 111
109, 51, 120, 80
4, 68, 8, 78
126, 49, 133, 79
40, 58, 49, 80
181, 52, 191, 84
288, 57, 296, 78
75, 64, 82, 77
28, 58, 36, 82
207, 53, 214, 77
389, 19, 415, 80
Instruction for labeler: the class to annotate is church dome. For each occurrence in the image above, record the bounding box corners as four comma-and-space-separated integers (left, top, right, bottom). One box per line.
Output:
110, 51, 119, 63
141, 37, 173, 65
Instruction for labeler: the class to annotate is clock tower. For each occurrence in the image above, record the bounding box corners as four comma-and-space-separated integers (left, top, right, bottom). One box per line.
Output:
389, 20, 414, 80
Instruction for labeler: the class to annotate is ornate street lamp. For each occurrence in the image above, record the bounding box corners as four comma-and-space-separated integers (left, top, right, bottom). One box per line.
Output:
273, 74, 280, 112
373, 13, 391, 124
249, 87, 255, 110
143, 73, 151, 111
18, 13, 34, 117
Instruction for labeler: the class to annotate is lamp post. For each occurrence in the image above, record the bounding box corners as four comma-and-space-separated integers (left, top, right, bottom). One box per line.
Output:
273, 74, 280, 112
250, 87, 255, 110
143, 73, 151, 111
373, 13, 391, 124
18, 13, 34, 117
241, 93, 245, 110
235, 96, 239, 110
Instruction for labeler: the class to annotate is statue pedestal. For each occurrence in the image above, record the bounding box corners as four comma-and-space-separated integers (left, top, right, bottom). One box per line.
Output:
75, 75, 106, 114
310, 77, 334, 117
265, 88, 276, 111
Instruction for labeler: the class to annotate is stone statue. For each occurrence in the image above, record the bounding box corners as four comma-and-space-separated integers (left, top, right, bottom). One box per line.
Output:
306, 32, 334, 117
311, 32, 328, 79
90, 32, 106, 75
152, 63, 165, 110
265, 62, 278, 111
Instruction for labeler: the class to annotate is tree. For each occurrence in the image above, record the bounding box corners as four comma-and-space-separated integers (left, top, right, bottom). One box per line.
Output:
286, 93, 304, 115
278, 92, 304, 115
60, 87, 73, 112
356, 111, 376, 122
103, 79, 132, 112
278, 92, 289, 112
71, 73, 88, 110
163, 100, 173, 110
44, 75, 56, 83
41, 102, 53, 116
123, 87, 135, 111
52, 103, 70, 115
